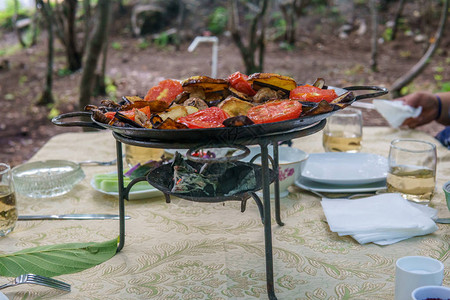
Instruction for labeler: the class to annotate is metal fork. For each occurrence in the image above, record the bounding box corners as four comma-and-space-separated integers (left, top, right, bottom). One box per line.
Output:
306, 189, 376, 199
0, 274, 71, 292
78, 158, 117, 166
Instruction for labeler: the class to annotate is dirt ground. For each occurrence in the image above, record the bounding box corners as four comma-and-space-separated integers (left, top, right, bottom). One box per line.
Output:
0, 15, 447, 167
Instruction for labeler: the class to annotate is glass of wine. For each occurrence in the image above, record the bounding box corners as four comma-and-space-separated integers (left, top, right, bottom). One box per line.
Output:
0, 163, 18, 236
322, 107, 363, 152
124, 145, 165, 167
387, 139, 437, 204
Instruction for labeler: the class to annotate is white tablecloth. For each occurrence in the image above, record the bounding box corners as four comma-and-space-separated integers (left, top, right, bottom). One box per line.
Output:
1, 126, 449, 299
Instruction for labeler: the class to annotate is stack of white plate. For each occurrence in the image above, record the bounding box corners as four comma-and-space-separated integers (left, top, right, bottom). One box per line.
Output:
295, 152, 388, 194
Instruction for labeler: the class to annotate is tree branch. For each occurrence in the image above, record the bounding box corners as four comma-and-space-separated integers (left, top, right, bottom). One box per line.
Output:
390, 0, 449, 96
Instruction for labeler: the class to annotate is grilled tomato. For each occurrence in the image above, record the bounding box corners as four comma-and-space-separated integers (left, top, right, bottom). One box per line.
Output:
247, 100, 302, 124
228, 71, 257, 96
178, 107, 230, 129
144, 79, 183, 104
289, 84, 338, 103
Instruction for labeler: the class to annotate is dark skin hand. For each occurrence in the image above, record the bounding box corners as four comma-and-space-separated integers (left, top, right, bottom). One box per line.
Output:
396, 91, 450, 128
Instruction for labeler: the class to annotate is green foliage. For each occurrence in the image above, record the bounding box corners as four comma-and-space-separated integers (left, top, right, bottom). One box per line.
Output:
154, 32, 170, 48
22, 25, 40, 46
48, 106, 60, 120
111, 41, 122, 50
400, 86, 410, 95
207, 7, 228, 35
105, 76, 117, 100
0, 0, 34, 28
311, 0, 330, 15
434, 66, 444, 73
0, 43, 21, 57
438, 82, 450, 92
271, 11, 286, 41
18, 75, 27, 85
279, 42, 295, 51
137, 39, 150, 50
382, 28, 393, 42
57, 68, 72, 77
0, 238, 118, 277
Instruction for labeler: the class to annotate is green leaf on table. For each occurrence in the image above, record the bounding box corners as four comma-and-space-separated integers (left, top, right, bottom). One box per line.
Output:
0, 237, 118, 277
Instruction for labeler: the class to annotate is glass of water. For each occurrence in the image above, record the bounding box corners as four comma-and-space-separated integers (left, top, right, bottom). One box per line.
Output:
387, 139, 437, 204
0, 163, 18, 236
323, 108, 363, 152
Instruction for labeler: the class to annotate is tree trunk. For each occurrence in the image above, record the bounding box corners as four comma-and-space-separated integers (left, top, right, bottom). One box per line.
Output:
13, 0, 27, 48
79, 0, 111, 110
36, 0, 54, 105
390, 0, 449, 97
29, 2, 39, 47
94, 2, 112, 96
65, 0, 83, 71
278, 0, 310, 45
369, 0, 378, 72
82, 0, 91, 54
229, 0, 269, 74
391, 0, 405, 40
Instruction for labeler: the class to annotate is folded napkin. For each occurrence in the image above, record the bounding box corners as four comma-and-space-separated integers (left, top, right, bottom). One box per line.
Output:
373, 99, 422, 128
321, 193, 438, 245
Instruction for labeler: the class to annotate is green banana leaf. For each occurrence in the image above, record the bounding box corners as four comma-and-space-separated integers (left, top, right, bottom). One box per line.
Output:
0, 237, 118, 277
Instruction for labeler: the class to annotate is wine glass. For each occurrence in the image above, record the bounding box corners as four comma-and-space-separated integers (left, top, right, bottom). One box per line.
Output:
0, 163, 18, 236
387, 139, 437, 204
322, 108, 363, 152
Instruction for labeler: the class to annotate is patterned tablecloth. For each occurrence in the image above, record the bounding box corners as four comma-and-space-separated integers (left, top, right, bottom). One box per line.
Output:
1, 126, 449, 300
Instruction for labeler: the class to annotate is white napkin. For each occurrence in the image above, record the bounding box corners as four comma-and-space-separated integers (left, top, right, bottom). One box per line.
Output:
321, 193, 438, 245
373, 99, 422, 128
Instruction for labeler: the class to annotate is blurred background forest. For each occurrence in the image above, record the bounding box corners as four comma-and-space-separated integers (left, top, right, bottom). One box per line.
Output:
0, 0, 449, 167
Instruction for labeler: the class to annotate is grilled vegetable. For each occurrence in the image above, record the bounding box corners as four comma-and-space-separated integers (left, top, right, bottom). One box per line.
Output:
247, 100, 302, 124
217, 97, 254, 117
144, 79, 183, 104
86, 74, 355, 130
247, 73, 297, 92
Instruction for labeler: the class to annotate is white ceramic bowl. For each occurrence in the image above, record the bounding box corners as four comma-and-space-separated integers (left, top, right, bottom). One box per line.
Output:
411, 285, 450, 300
243, 145, 308, 198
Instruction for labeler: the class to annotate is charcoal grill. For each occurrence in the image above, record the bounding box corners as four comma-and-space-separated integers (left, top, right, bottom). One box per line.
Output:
53, 85, 388, 300
112, 120, 326, 300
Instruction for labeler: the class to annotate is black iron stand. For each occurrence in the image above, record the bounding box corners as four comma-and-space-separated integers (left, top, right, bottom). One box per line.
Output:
113, 120, 326, 300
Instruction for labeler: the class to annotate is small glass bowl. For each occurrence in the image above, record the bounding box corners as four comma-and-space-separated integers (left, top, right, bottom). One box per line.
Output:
12, 160, 85, 198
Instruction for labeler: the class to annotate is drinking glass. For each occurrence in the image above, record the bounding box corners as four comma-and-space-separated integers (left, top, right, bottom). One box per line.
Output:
443, 181, 450, 211
322, 108, 362, 152
395, 256, 444, 300
0, 163, 18, 236
387, 139, 437, 204
124, 145, 165, 167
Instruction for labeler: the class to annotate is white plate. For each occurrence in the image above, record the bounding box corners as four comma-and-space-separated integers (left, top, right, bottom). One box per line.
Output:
90, 178, 163, 200
0, 291, 8, 300
301, 152, 388, 185
295, 177, 386, 193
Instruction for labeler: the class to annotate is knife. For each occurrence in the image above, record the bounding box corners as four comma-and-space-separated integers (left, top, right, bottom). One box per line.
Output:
435, 218, 450, 224
18, 214, 131, 220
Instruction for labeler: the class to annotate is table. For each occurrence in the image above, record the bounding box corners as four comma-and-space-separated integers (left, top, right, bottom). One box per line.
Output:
1, 126, 449, 299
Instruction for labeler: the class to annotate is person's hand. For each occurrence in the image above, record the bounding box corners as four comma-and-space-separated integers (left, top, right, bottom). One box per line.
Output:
397, 92, 439, 128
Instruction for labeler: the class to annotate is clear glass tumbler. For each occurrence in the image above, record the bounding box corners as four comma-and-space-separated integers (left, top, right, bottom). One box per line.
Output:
323, 108, 363, 152
0, 163, 18, 236
387, 139, 437, 204
124, 145, 165, 167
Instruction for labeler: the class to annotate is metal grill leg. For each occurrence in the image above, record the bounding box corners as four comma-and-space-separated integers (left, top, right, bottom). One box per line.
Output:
116, 141, 125, 252
260, 144, 277, 300
272, 143, 284, 226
